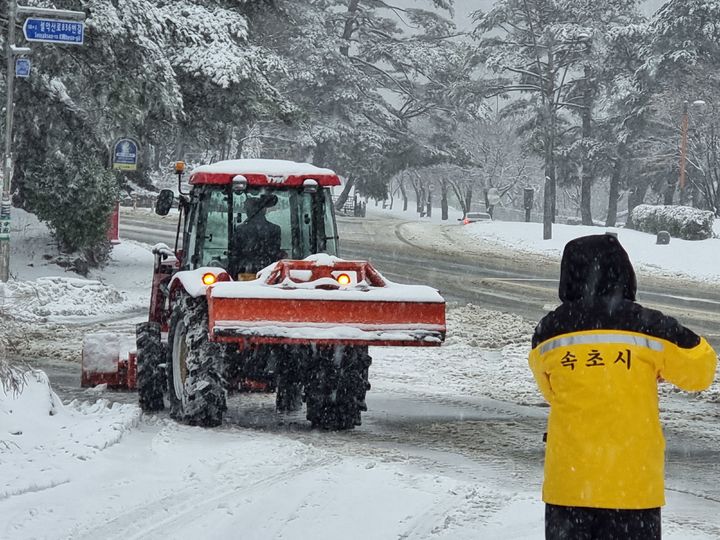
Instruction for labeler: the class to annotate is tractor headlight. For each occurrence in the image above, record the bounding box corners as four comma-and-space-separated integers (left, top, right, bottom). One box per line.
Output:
202, 273, 217, 286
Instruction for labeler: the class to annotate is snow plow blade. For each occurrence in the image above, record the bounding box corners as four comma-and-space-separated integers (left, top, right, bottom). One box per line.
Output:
207, 258, 445, 347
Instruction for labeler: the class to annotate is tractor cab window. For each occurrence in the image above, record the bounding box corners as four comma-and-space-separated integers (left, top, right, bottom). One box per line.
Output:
297, 189, 339, 256
322, 189, 339, 255
190, 184, 339, 275
231, 189, 289, 275
182, 196, 200, 269
298, 192, 314, 257
200, 189, 230, 267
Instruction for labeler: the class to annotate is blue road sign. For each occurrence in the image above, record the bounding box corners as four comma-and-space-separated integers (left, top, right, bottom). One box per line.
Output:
112, 138, 140, 171
23, 18, 84, 45
15, 58, 31, 78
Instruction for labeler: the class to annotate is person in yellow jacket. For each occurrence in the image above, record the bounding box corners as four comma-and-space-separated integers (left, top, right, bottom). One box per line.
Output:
529, 234, 717, 539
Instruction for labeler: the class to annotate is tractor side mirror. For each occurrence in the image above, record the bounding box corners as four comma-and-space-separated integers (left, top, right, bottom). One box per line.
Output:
155, 189, 174, 216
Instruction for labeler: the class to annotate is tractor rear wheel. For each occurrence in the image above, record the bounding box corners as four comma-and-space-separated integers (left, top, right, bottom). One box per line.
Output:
136, 321, 166, 412
166, 294, 227, 427
305, 346, 371, 430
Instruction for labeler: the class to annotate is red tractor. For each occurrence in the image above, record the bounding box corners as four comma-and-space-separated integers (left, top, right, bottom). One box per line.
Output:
129, 159, 445, 429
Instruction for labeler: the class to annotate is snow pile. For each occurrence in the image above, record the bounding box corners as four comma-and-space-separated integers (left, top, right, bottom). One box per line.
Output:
0, 370, 140, 500
631, 204, 715, 240
457, 220, 720, 282
446, 303, 535, 348
0, 210, 153, 362
373, 342, 542, 405
0, 277, 128, 321
371, 304, 541, 405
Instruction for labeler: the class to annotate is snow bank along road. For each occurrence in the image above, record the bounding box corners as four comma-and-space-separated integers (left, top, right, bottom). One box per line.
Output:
120, 209, 720, 349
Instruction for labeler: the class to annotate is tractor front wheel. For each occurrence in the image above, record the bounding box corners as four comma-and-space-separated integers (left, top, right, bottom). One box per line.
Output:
166, 294, 227, 427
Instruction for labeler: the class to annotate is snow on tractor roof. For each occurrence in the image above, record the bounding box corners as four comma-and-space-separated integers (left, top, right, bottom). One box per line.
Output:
190, 159, 341, 187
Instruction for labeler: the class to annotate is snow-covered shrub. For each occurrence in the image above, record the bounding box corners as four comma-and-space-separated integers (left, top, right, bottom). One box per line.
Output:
22, 150, 118, 265
0, 304, 27, 396
629, 205, 715, 240
0, 357, 26, 397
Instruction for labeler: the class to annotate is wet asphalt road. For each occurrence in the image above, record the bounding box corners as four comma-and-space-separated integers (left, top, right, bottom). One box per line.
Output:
119, 210, 720, 349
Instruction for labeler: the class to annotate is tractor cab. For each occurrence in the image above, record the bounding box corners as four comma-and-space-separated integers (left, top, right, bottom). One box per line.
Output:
158, 159, 341, 278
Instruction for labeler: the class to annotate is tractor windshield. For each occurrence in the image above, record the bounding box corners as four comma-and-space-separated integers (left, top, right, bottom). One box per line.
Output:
189, 185, 338, 275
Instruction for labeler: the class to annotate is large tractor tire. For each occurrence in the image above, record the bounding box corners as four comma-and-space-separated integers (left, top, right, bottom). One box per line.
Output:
275, 346, 305, 413
166, 294, 227, 427
305, 346, 372, 430
136, 321, 166, 412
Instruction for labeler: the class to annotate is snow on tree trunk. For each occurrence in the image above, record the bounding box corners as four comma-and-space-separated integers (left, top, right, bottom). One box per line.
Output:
333, 177, 355, 212
606, 152, 624, 227
441, 182, 449, 221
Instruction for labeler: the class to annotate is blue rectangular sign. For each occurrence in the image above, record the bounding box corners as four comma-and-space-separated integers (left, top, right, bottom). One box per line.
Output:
15, 58, 31, 78
23, 18, 84, 45
112, 138, 140, 171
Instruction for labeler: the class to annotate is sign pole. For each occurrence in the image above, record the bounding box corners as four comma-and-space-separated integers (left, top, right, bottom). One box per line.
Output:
0, 1, 19, 282
0, 3, 85, 282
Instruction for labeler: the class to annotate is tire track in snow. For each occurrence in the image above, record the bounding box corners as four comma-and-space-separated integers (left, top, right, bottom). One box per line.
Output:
74, 452, 338, 540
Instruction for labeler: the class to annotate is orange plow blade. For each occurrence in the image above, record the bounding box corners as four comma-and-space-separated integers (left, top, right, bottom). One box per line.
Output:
207, 258, 446, 347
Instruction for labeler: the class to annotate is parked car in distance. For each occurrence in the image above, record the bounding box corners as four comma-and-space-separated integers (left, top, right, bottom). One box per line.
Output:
461, 211, 492, 224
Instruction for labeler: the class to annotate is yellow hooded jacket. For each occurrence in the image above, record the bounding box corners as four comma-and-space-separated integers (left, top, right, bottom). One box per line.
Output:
529, 234, 717, 509
529, 330, 716, 509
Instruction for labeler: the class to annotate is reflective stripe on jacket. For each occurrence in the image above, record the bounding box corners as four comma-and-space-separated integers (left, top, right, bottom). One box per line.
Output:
529, 329, 716, 509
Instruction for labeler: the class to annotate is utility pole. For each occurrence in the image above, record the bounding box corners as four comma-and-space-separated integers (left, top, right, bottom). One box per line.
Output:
1, 1, 20, 282
0, 2, 85, 282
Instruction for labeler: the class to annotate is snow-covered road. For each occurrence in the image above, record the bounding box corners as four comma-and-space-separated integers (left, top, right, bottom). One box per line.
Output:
3, 209, 720, 539
5, 344, 720, 539
120, 209, 720, 347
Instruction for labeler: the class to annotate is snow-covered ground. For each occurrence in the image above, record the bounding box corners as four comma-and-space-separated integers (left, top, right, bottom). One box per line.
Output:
2, 208, 720, 539
369, 205, 720, 284
459, 219, 720, 283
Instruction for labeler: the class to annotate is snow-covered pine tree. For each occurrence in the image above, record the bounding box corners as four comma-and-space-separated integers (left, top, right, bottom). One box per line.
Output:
474, 0, 643, 235
555, 1, 642, 225
6, 0, 289, 263
255, 0, 472, 207
474, 0, 590, 238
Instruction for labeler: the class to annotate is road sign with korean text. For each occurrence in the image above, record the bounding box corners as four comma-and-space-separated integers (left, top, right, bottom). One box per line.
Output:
23, 18, 84, 45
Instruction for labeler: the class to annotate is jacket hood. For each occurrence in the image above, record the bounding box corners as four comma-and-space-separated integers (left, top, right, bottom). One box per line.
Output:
559, 234, 637, 302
